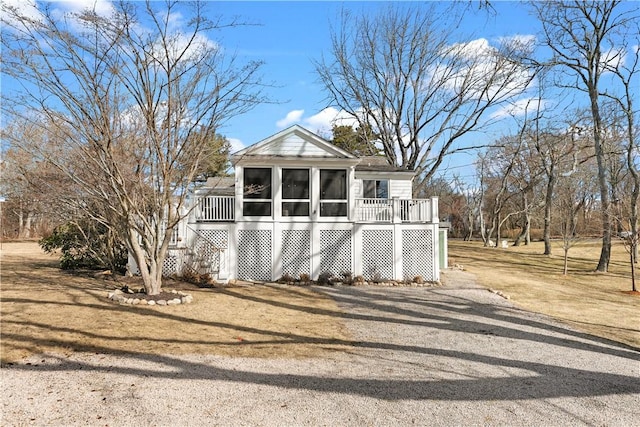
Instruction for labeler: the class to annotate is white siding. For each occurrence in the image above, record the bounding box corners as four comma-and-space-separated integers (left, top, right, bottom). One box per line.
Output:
353, 179, 364, 198
390, 180, 412, 198
258, 135, 334, 157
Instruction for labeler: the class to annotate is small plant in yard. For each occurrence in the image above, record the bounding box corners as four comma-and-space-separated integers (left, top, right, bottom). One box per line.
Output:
299, 273, 311, 284
317, 271, 334, 285
341, 271, 353, 285
181, 270, 213, 287
278, 273, 296, 284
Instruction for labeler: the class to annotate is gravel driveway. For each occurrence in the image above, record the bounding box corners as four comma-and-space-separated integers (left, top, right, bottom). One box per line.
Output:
2, 270, 639, 426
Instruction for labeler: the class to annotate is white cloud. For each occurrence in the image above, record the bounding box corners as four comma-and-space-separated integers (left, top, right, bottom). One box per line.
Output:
432, 37, 533, 102
602, 47, 626, 71
227, 137, 245, 154
489, 97, 551, 120
276, 109, 304, 128
498, 34, 536, 49
275, 107, 361, 136
151, 32, 218, 64
0, 0, 43, 25
55, 0, 115, 17
303, 107, 358, 135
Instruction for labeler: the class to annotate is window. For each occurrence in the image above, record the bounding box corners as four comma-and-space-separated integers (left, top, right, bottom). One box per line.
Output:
320, 169, 347, 217
282, 169, 310, 216
363, 180, 389, 199
243, 168, 272, 216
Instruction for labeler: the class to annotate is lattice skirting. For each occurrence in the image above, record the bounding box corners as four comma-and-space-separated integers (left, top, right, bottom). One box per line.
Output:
129, 249, 183, 277
281, 229, 311, 278
237, 229, 272, 281
402, 229, 434, 281
183, 229, 228, 275
319, 229, 352, 276
362, 229, 394, 280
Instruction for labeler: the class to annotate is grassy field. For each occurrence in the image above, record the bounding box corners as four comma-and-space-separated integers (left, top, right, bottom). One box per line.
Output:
0, 241, 352, 365
448, 238, 640, 349
2, 239, 638, 365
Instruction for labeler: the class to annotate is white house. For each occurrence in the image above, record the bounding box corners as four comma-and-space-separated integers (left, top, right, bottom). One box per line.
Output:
140, 125, 442, 283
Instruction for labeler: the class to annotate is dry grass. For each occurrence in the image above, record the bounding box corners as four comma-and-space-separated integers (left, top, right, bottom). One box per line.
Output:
448, 238, 640, 349
0, 241, 352, 365
3, 239, 638, 365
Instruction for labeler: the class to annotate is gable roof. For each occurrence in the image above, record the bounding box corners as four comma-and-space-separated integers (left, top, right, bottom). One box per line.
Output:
355, 156, 415, 173
231, 125, 357, 164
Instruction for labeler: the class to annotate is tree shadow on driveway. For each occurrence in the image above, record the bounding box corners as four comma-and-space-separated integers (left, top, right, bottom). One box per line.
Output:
4, 282, 640, 402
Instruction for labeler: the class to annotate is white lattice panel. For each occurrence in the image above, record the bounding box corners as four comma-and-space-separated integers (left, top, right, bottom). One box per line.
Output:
402, 229, 434, 281
319, 229, 352, 276
129, 250, 182, 277
162, 254, 179, 276
281, 230, 311, 277
195, 229, 228, 249
185, 233, 222, 274
238, 229, 272, 281
362, 229, 393, 280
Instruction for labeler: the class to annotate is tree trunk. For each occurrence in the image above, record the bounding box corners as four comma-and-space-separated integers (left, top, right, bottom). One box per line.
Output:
128, 234, 165, 296
631, 246, 637, 292
514, 195, 530, 246
23, 212, 33, 239
543, 174, 555, 255
591, 91, 611, 272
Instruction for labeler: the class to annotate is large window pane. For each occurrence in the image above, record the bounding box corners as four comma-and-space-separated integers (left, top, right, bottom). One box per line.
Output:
282, 201, 309, 216
363, 179, 389, 199
320, 169, 346, 200
282, 169, 309, 199
244, 168, 271, 199
320, 202, 347, 217
320, 169, 347, 217
243, 202, 271, 216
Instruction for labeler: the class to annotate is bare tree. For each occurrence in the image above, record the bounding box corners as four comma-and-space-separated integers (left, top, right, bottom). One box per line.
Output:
480, 135, 527, 247
599, 24, 640, 267
533, 0, 637, 271
530, 120, 588, 255
314, 4, 535, 192
1, 1, 266, 294
0, 120, 71, 238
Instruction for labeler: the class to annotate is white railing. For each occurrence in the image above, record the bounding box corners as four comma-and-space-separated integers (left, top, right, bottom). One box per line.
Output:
356, 198, 394, 222
400, 199, 433, 222
191, 196, 435, 223
355, 198, 435, 223
194, 196, 235, 222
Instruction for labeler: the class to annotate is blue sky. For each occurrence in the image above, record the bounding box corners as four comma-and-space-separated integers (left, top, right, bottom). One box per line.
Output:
2, 1, 636, 183
212, 1, 536, 155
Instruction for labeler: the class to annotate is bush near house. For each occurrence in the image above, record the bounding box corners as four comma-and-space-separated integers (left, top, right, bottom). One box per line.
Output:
39, 220, 127, 273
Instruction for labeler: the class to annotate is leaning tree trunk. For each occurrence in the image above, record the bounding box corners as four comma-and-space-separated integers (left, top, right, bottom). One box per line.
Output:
128, 233, 166, 296
514, 194, 531, 246
543, 173, 555, 256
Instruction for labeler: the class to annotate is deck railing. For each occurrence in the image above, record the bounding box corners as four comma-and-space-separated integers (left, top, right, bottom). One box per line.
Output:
355, 198, 435, 223
192, 196, 436, 223
194, 196, 235, 222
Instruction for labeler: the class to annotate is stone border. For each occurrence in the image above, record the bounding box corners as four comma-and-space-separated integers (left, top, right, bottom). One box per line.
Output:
107, 289, 193, 306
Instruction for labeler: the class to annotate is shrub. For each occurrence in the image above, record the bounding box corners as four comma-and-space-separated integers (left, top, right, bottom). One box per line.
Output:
341, 271, 353, 285
40, 219, 127, 273
278, 273, 296, 284
299, 273, 311, 284
317, 271, 334, 285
